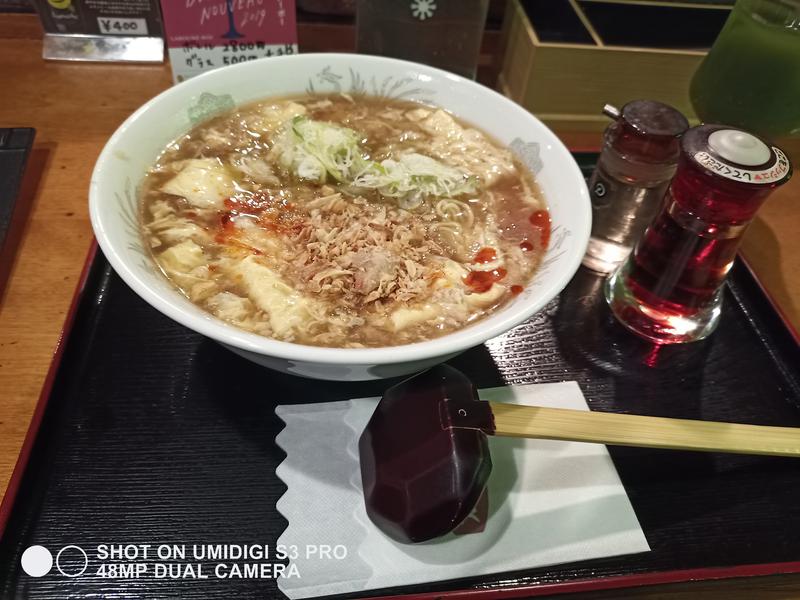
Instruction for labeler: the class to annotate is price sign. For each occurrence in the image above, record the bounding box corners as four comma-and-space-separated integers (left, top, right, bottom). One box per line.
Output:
159, 0, 298, 83
97, 18, 149, 35
29, 0, 164, 62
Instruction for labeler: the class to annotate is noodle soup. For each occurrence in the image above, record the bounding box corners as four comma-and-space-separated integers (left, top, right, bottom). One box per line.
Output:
140, 95, 550, 348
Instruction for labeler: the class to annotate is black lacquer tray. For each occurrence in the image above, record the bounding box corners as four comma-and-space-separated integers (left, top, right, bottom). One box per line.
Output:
1, 154, 799, 600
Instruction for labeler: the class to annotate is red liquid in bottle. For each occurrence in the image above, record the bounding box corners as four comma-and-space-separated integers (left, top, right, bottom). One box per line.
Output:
623, 197, 742, 315
607, 125, 791, 343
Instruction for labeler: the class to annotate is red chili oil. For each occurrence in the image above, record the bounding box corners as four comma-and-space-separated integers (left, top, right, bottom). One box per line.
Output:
473, 247, 497, 264
464, 268, 507, 293
529, 210, 551, 248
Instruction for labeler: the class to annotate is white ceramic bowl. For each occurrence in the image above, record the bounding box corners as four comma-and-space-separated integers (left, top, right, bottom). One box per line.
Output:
90, 53, 590, 381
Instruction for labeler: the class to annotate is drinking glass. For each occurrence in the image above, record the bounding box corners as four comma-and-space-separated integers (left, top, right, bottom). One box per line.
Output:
690, 0, 800, 140
356, 0, 490, 79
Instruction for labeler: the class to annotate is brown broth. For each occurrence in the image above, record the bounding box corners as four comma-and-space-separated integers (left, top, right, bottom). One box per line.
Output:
140, 95, 549, 348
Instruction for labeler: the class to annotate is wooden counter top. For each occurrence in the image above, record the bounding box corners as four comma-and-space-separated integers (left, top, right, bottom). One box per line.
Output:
0, 13, 798, 598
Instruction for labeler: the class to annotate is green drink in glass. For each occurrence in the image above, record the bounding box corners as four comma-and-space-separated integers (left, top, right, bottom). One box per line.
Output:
690, 0, 800, 140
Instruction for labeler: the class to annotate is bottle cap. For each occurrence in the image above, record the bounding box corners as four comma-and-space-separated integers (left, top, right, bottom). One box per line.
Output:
683, 124, 792, 187
605, 100, 689, 164
622, 100, 689, 139
708, 130, 771, 166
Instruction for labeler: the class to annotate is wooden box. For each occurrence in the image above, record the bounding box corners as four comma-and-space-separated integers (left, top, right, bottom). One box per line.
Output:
498, 0, 732, 131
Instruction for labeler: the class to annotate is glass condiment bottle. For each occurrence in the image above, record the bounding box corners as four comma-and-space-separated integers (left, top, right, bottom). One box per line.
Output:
582, 100, 689, 273
606, 125, 792, 344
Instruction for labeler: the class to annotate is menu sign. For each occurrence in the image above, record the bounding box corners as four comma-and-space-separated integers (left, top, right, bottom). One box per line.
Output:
31, 0, 163, 38
160, 0, 298, 83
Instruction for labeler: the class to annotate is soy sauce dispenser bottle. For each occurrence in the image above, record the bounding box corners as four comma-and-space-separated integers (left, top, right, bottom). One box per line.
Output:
582, 100, 689, 273
606, 125, 792, 344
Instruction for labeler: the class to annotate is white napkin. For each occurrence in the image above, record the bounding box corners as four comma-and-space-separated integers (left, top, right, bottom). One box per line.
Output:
275, 382, 650, 599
